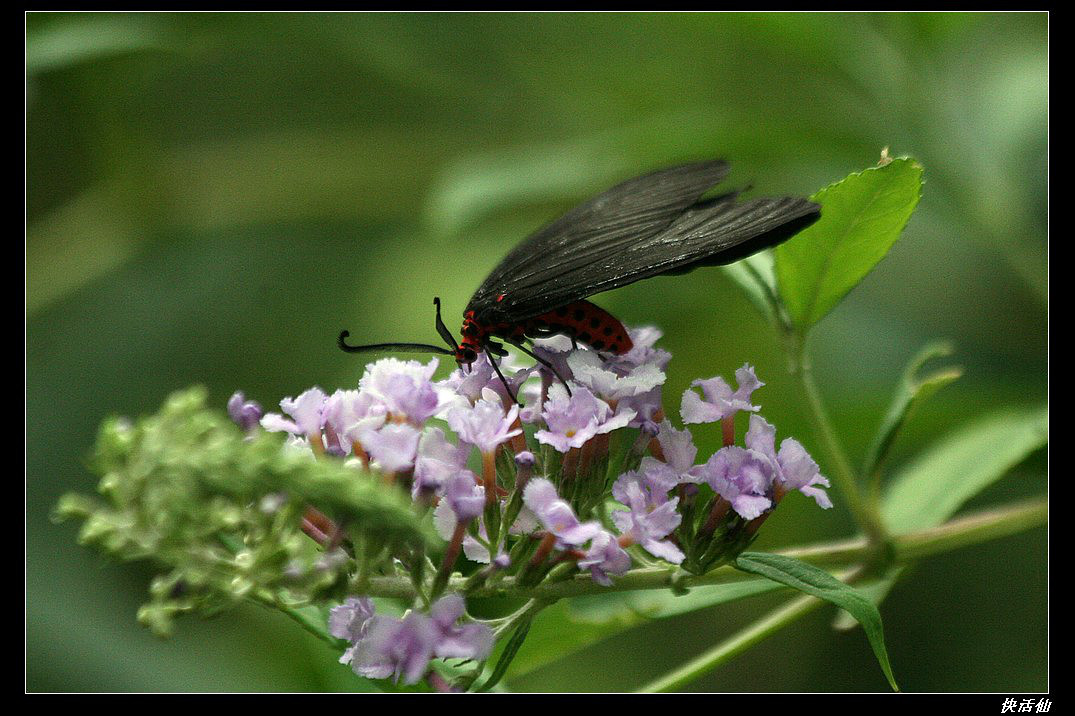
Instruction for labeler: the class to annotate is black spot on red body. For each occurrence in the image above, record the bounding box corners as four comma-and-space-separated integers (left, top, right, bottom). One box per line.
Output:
520, 300, 633, 355
464, 300, 633, 357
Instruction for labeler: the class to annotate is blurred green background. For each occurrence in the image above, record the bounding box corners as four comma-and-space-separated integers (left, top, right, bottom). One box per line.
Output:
27, 12, 1047, 692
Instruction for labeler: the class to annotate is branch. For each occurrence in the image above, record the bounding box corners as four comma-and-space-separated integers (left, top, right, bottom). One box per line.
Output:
357, 497, 1046, 601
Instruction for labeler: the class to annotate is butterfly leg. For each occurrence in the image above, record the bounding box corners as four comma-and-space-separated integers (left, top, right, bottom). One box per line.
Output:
481, 339, 519, 404
507, 338, 573, 397
485, 339, 509, 358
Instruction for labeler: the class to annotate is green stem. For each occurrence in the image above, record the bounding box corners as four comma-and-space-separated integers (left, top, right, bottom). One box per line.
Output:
892, 498, 1046, 561
625, 500, 1046, 693
491, 597, 555, 638
635, 590, 827, 692
253, 592, 342, 647
785, 331, 887, 546
356, 498, 1044, 601
258, 499, 1043, 690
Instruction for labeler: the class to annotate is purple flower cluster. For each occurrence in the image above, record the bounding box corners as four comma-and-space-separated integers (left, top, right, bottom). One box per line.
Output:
524, 477, 631, 585
532, 327, 671, 428
252, 356, 525, 473
330, 595, 493, 686
232, 328, 831, 683
535, 384, 634, 452
445, 390, 522, 454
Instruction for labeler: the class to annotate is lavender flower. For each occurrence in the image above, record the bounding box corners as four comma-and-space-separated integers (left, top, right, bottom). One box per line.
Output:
434, 491, 533, 565
529, 334, 576, 384
691, 415, 832, 518
745, 415, 832, 509
514, 450, 535, 489
445, 389, 522, 453
322, 389, 387, 453
517, 381, 545, 424
358, 357, 444, 424
432, 471, 494, 564
612, 421, 701, 508
612, 480, 684, 564
578, 530, 632, 586
429, 593, 494, 660
433, 500, 485, 562
360, 423, 422, 473
330, 596, 377, 643
534, 384, 635, 453
440, 470, 485, 523
566, 350, 665, 404
440, 352, 533, 407
607, 326, 674, 426
330, 597, 377, 668
681, 364, 764, 424
260, 387, 327, 439
613, 326, 672, 372
351, 611, 440, 684
693, 446, 774, 520
523, 478, 602, 547
654, 419, 699, 476
227, 391, 263, 433
412, 427, 470, 498
612, 459, 680, 508
342, 595, 492, 684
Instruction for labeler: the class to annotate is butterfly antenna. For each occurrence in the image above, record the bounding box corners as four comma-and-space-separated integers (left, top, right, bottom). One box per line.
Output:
337, 331, 454, 356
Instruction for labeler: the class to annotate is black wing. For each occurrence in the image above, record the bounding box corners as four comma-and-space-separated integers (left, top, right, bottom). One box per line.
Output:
467, 160, 819, 324
467, 161, 730, 316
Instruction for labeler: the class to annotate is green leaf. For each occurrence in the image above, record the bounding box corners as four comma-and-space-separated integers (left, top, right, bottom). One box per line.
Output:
505, 579, 780, 682
881, 405, 1047, 534
861, 340, 963, 478
569, 578, 781, 621
735, 553, 898, 691
842, 404, 1045, 633
831, 568, 903, 631
775, 157, 924, 330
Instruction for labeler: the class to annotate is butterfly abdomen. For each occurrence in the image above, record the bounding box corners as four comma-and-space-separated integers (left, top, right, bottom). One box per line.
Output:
522, 301, 633, 355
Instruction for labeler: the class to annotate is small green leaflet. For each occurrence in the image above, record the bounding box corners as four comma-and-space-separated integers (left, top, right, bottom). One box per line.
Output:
861, 340, 963, 479
775, 157, 924, 331
476, 617, 533, 692
881, 404, 1047, 534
